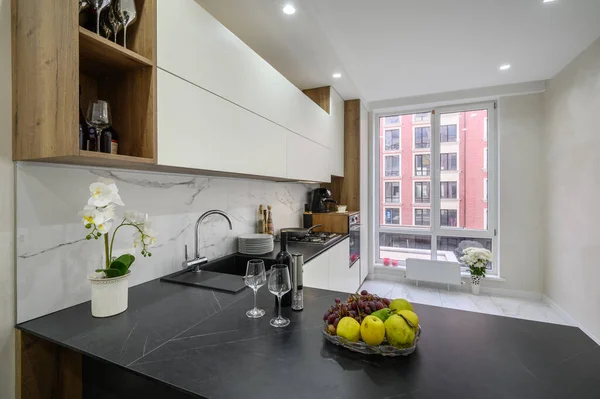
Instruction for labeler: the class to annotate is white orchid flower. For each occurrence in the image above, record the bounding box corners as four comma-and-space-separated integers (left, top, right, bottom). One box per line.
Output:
88, 178, 125, 207
80, 205, 114, 227
96, 220, 113, 234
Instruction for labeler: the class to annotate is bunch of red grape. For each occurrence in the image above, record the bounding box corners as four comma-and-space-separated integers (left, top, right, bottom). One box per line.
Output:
323, 290, 391, 334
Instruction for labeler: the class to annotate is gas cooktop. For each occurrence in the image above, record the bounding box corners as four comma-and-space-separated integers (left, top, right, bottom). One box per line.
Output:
287, 232, 340, 245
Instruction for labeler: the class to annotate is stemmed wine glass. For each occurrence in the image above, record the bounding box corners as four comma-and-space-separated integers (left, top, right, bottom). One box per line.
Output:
88, 0, 112, 35
244, 260, 267, 319
268, 264, 291, 328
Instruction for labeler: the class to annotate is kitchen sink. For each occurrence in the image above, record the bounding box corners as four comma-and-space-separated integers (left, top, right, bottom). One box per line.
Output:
161, 254, 277, 293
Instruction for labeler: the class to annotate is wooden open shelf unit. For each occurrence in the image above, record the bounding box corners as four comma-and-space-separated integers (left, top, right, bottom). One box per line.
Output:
12, 0, 157, 167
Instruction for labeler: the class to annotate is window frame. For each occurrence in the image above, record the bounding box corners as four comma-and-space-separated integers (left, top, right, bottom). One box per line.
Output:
374, 101, 498, 275
440, 181, 458, 199
414, 154, 431, 177
440, 124, 458, 143
413, 126, 431, 150
414, 181, 431, 204
384, 207, 401, 225
414, 208, 431, 226
440, 152, 458, 171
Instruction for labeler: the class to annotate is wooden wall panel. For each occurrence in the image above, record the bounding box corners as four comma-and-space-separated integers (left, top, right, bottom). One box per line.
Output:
302, 86, 331, 114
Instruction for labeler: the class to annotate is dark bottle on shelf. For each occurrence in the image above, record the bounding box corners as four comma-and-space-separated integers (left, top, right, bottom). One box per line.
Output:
275, 232, 293, 307
99, 126, 119, 154
79, 87, 89, 150
86, 126, 99, 152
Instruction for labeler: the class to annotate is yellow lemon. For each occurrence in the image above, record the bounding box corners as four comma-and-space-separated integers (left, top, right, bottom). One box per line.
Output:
336, 317, 360, 342
360, 315, 385, 346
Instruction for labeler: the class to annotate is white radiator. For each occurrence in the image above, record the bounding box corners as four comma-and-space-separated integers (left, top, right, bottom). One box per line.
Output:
406, 259, 461, 286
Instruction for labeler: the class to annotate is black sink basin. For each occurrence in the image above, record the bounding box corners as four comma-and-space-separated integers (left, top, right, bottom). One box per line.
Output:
160, 254, 277, 293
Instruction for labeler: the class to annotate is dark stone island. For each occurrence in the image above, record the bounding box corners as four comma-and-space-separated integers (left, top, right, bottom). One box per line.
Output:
17, 277, 600, 399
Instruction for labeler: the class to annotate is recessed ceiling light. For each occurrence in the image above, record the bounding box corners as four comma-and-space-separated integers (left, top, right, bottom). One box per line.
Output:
333, 73, 342, 78
543, 0, 555, 3
282, 4, 296, 14
499, 64, 511, 71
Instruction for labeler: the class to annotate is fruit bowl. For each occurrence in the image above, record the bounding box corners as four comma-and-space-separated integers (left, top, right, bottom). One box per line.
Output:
322, 325, 421, 357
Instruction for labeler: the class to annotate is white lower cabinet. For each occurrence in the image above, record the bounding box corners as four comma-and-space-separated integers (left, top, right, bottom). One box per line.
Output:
303, 238, 359, 293
158, 70, 287, 178
303, 250, 330, 290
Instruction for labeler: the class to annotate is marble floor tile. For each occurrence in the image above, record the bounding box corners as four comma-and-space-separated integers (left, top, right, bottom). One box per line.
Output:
360, 279, 571, 326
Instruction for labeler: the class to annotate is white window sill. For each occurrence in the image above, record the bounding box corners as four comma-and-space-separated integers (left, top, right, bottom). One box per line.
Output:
374, 264, 505, 282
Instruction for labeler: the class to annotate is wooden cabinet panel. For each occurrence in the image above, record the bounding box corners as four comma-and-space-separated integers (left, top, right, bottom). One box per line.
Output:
157, 70, 287, 178
286, 133, 330, 182
157, 0, 332, 148
329, 89, 345, 177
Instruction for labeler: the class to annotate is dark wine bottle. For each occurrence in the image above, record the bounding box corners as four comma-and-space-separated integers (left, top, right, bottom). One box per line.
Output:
79, 87, 89, 150
99, 126, 119, 154
275, 232, 293, 307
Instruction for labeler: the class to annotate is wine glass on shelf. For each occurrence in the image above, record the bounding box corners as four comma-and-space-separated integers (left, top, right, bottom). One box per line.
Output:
244, 260, 267, 319
86, 100, 111, 152
116, 0, 137, 49
88, 0, 112, 35
268, 264, 291, 328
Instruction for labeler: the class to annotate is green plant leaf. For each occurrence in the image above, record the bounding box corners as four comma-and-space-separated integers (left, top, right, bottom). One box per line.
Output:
95, 268, 123, 278
110, 254, 135, 274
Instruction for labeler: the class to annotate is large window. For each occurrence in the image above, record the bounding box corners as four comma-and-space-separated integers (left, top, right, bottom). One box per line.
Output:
385, 182, 400, 203
440, 153, 457, 171
385, 208, 400, 225
376, 103, 497, 273
414, 154, 430, 176
440, 124, 457, 142
440, 181, 457, 199
414, 182, 430, 203
384, 129, 400, 151
414, 127, 430, 149
384, 155, 400, 177
414, 209, 430, 226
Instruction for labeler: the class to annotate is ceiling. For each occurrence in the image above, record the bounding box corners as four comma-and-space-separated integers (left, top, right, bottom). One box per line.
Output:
196, 0, 600, 104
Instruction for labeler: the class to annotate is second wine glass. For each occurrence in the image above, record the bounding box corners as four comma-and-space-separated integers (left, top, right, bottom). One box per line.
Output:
244, 260, 266, 318
268, 264, 291, 328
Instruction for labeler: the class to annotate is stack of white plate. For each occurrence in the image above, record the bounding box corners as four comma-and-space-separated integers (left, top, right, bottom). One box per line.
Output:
238, 234, 274, 255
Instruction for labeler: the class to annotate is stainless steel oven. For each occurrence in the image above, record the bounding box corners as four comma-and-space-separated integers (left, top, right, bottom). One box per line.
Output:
349, 213, 360, 267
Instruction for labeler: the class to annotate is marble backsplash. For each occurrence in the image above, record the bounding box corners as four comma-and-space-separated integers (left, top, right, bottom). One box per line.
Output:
16, 163, 315, 323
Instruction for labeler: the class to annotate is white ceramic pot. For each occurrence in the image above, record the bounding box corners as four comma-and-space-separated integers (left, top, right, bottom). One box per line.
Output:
470, 275, 482, 295
89, 272, 130, 317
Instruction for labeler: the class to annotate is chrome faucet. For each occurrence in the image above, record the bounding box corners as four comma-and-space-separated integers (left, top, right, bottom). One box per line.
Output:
184, 210, 233, 273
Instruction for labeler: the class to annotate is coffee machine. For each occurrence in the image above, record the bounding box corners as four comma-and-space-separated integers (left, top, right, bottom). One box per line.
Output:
310, 188, 337, 213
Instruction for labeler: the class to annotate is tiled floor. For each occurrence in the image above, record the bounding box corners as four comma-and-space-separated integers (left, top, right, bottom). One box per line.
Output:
359, 279, 571, 326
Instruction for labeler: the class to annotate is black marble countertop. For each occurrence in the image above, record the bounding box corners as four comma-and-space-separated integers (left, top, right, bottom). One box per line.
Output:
244, 234, 349, 263
17, 279, 600, 399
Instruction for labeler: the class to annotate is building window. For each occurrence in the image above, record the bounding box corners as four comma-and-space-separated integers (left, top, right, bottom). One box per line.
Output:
413, 112, 430, 123
440, 153, 457, 171
415, 209, 431, 226
440, 181, 457, 199
414, 127, 430, 149
385, 208, 400, 225
484, 178, 488, 201
384, 129, 400, 151
440, 124, 457, 142
483, 148, 488, 170
484, 209, 488, 230
414, 182, 430, 204
414, 154, 431, 176
384, 155, 400, 177
384, 115, 400, 125
385, 182, 400, 203
440, 209, 457, 227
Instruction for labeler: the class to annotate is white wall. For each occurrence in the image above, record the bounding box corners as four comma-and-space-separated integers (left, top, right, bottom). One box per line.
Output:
543, 37, 600, 342
0, 0, 15, 396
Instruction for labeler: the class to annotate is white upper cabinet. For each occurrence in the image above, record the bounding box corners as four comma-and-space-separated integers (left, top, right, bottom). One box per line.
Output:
158, 70, 287, 178
286, 133, 330, 183
157, 0, 333, 148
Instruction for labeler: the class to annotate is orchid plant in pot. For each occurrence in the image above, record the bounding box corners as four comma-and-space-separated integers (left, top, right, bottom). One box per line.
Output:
81, 177, 156, 317
460, 247, 492, 295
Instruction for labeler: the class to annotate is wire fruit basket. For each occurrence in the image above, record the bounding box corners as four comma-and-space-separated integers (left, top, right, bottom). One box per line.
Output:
322, 325, 421, 357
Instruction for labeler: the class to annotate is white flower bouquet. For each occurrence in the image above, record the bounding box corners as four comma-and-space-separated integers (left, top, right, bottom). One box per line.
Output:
80, 177, 157, 278
460, 247, 492, 278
